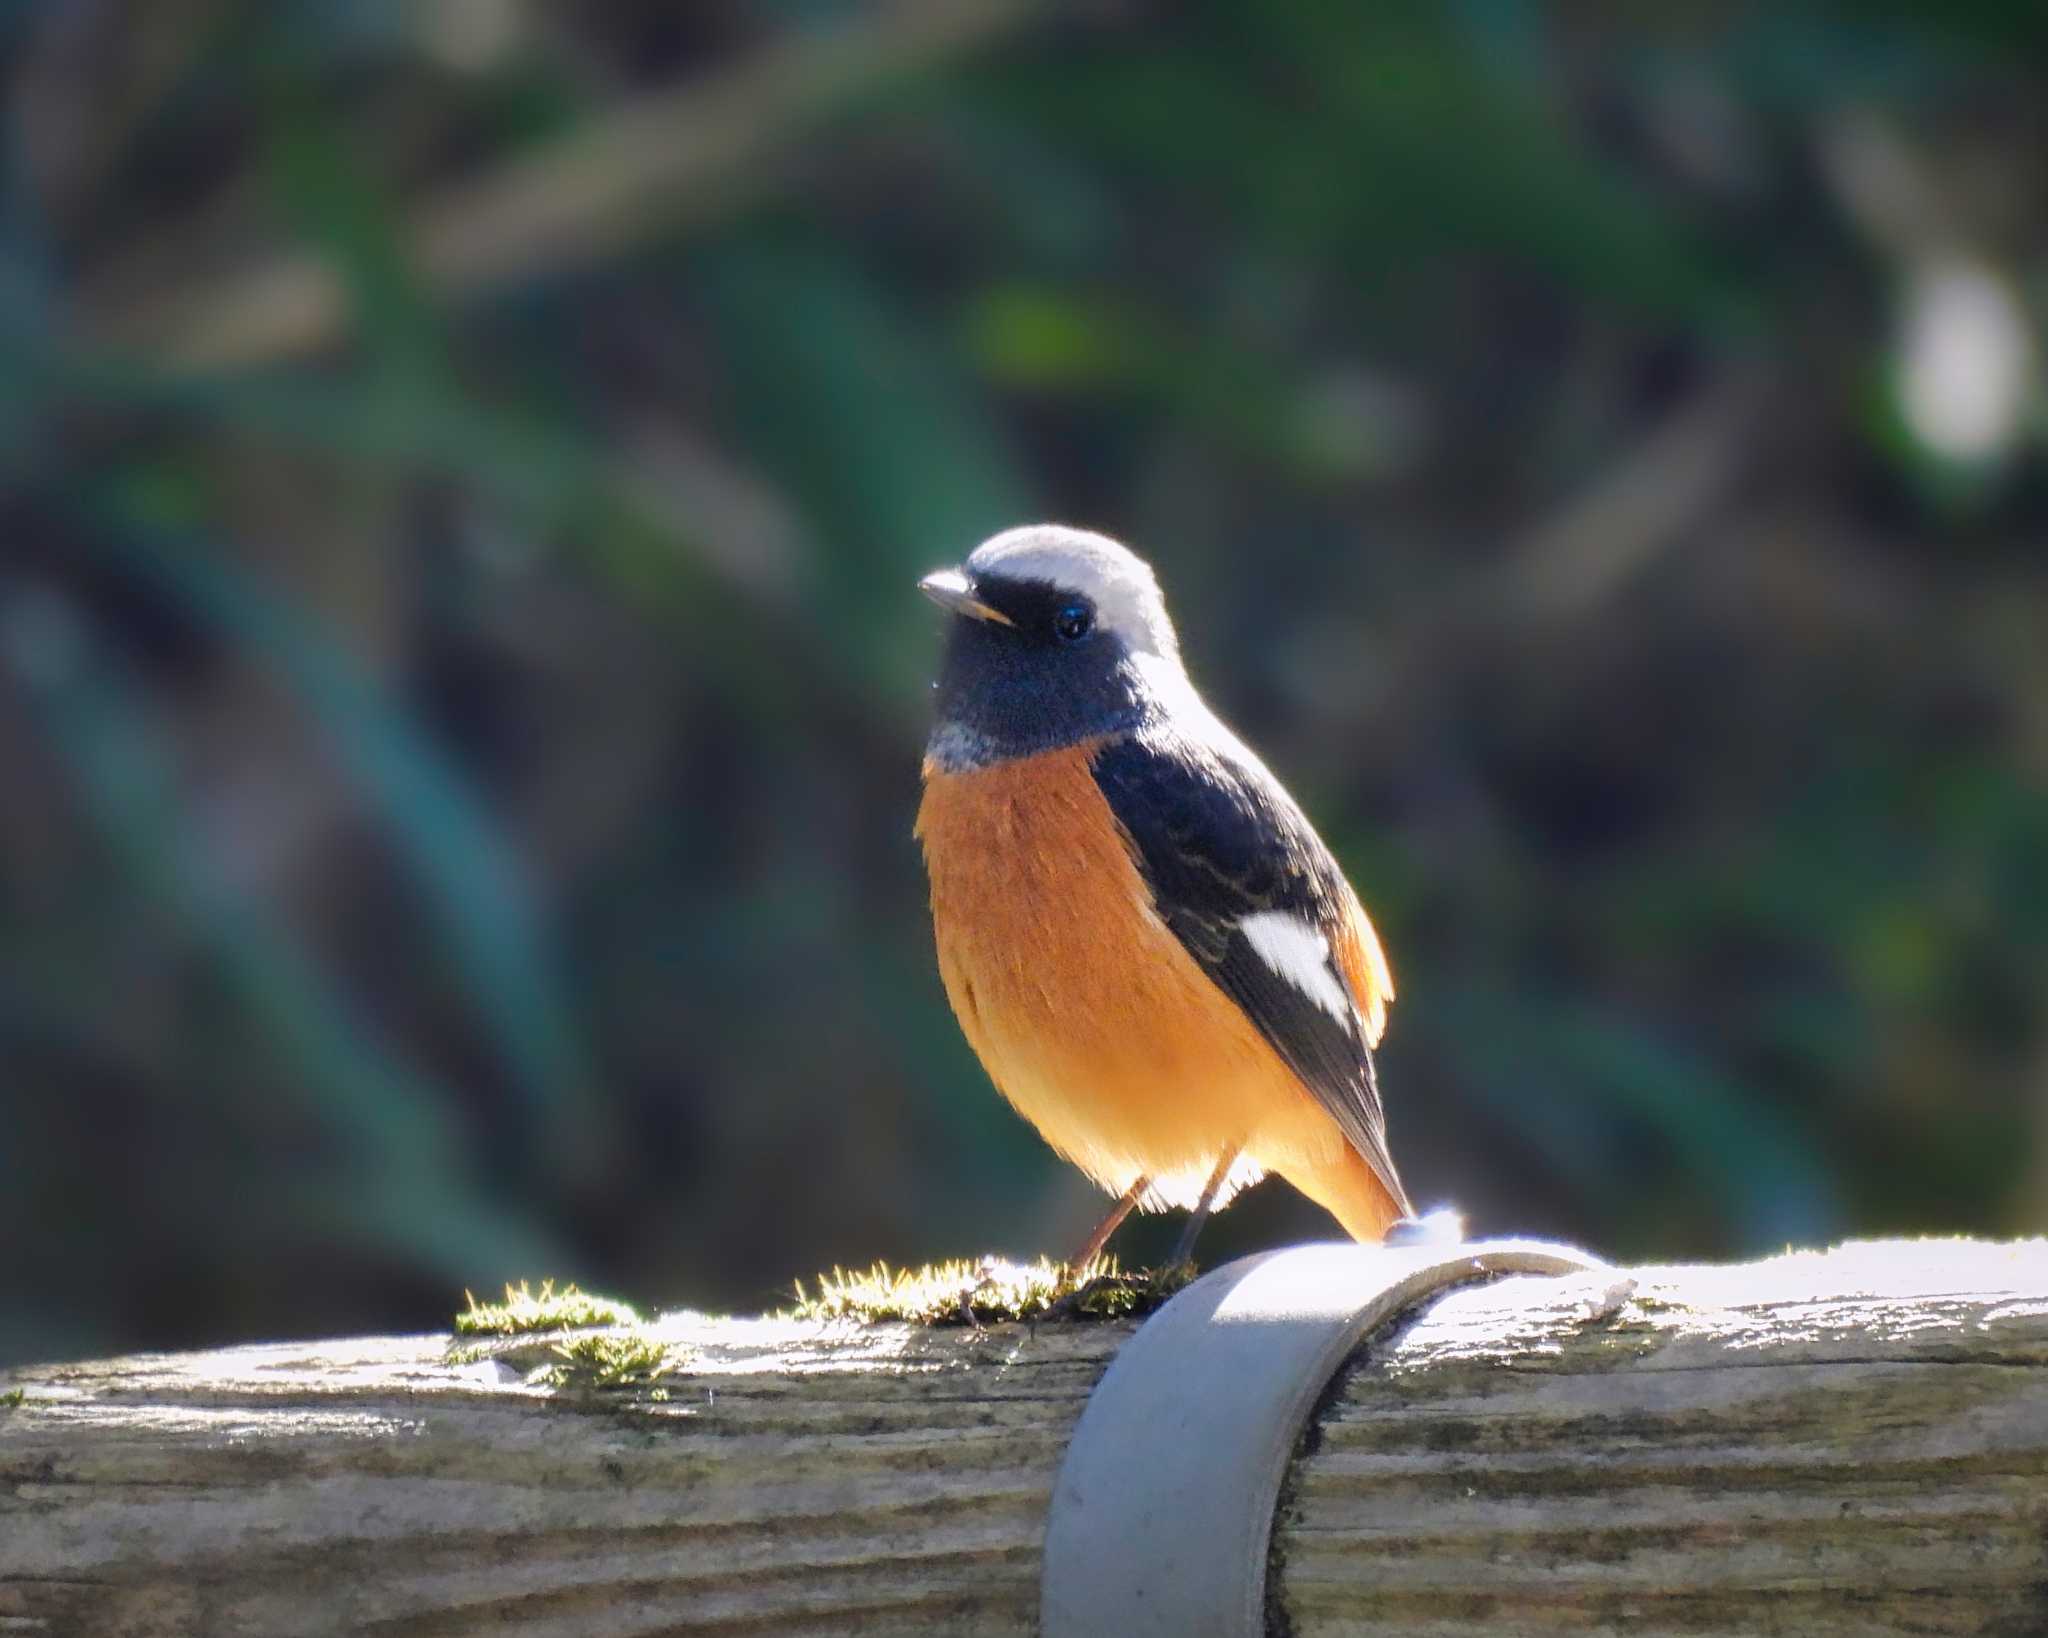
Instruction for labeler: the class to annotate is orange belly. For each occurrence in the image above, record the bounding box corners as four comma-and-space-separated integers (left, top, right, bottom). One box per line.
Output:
917, 741, 1397, 1236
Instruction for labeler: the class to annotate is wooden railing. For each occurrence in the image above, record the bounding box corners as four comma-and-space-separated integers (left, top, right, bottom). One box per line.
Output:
3, 1238, 2044, 1635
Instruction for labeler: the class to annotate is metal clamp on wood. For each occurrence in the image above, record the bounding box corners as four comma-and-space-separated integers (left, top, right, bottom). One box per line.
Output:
1040, 1238, 1607, 1638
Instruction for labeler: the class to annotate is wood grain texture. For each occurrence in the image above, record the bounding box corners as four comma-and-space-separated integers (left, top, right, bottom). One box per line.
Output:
1276, 1239, 2048, 1636
2, 1238, 2044, 1637
0, 1314, 1122, 1637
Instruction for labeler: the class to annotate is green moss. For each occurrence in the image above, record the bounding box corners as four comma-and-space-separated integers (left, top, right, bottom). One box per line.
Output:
788, 1255, 1193, 1325
543, 1331, 681, 1393
454, 1279, 639, 1336
446, 1293, 690, 1394
0, 1387, 23, 1409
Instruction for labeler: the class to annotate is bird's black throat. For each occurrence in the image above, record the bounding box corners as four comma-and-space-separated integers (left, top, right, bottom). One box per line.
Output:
925, 577, 1161, 771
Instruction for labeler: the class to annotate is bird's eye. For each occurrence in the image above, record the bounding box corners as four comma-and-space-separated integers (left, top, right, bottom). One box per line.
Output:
1053, 602, 1094, 643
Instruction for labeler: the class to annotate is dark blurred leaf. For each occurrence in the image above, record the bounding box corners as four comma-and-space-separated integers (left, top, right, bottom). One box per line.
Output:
692, 231, 1030, 698
75, 501, 598, 1155
2, 584, 561, 1281
261, 48, 447, 389
1430, 982, 1841, 1250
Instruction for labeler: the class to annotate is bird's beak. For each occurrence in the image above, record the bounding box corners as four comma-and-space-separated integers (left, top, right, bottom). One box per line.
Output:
918, 568, 1014, 626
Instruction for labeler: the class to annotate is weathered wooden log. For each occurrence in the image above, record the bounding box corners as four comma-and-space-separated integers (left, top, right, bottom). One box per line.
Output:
3, 1238, 2045, 1636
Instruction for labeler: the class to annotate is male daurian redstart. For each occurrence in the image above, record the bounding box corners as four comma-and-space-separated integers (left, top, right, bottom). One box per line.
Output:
916, 524, 1415, 1265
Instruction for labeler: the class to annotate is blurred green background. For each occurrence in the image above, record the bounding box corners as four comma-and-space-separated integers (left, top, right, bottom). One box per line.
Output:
3, 1, 2045, 1367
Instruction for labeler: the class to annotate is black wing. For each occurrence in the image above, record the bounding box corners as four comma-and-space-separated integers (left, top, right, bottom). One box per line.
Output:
1090, 730, 1409, 1214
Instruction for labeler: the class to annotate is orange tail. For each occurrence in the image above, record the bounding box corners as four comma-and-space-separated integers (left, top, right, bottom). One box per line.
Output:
1282, 1146, 1408, 1242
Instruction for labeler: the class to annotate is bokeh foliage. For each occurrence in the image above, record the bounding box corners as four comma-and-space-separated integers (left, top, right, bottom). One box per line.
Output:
2, 1, 2045, 1364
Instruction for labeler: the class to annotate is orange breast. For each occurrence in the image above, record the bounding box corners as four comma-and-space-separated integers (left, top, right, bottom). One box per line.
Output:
916, 742, 1364, 1210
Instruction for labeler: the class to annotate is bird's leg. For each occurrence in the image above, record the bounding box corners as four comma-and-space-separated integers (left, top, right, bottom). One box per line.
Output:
1168, 1147, 1241, 1270
1069, 1175, 1149, 1271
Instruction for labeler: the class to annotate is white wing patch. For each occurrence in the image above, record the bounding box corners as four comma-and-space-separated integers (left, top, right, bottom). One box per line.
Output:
1238, 910, 1353, 1022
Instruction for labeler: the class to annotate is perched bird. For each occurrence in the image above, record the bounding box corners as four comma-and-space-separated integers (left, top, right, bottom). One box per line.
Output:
916, 524, 1415, 1265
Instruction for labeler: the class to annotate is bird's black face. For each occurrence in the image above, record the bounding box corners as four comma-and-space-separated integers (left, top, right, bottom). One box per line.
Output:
924, 572, 1154, 769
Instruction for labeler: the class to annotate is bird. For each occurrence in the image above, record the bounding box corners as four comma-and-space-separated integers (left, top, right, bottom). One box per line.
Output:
915, 523, 1415, 1267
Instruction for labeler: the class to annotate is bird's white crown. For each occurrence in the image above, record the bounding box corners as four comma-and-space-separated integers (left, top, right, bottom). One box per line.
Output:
965, 524, 1181, 662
